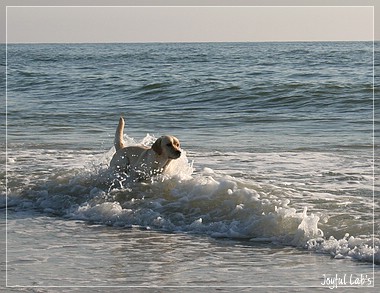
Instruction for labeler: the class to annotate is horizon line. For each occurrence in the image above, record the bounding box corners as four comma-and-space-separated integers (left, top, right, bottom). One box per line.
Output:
3, 40, 377, 45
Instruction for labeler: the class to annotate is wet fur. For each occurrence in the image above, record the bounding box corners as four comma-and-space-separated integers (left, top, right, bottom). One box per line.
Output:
110, 117, 181, 180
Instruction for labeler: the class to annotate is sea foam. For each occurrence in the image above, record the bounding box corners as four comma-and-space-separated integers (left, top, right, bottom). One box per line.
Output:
5, 134, 378, 264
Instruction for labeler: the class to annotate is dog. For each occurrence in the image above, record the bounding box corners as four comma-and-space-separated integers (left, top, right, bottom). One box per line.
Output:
109, 117, 182, 180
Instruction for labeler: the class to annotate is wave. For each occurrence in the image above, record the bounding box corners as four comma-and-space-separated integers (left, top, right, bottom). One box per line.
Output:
5, 134, 379, 265
140, 82, 170, 90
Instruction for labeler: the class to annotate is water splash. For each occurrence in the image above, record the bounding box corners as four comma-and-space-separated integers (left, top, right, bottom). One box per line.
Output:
5, 134, 378, 264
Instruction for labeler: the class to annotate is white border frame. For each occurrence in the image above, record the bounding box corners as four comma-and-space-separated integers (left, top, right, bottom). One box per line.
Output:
4, 5, 376, 289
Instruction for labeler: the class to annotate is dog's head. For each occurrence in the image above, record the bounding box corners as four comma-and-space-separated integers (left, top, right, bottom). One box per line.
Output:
152, 136, 181, 159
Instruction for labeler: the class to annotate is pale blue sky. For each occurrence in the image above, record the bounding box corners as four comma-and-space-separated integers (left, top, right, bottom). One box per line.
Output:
5, 6, 375, 43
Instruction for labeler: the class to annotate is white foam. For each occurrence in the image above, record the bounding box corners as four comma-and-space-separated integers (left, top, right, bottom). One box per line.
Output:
6, 137, 377, 264
69, 166, 325, 248
307, 234, 380, 264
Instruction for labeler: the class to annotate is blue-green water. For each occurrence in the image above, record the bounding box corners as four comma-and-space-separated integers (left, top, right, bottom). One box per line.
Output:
1, 42, 378, 290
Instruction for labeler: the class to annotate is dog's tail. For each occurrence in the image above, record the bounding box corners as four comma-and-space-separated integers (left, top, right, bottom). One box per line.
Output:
114, 116, 125, 151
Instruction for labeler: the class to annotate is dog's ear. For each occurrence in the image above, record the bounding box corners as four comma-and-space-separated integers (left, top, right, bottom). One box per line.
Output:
152, 137, 162, 155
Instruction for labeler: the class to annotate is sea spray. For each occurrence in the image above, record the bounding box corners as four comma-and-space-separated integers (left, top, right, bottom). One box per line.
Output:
65, 145, 326, 247
6, 131, 377, 264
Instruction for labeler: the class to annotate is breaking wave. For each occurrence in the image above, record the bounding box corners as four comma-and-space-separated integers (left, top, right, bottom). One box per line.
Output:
5, 134, 378, 265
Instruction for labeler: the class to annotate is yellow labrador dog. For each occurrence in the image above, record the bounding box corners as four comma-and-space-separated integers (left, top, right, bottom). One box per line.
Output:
109, 117, 182, 180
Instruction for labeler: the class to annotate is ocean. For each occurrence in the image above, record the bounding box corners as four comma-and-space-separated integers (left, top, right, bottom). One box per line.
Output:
1, 41, 379, 291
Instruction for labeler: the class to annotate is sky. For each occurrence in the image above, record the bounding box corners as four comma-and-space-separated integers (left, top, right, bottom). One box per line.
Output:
4, 5, 376, 43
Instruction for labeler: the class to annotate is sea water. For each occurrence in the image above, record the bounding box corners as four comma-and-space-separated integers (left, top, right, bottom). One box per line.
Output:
1, 42, 379, 291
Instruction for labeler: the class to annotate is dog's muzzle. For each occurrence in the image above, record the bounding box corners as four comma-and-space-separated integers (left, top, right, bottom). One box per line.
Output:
171, 150, 181, 159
